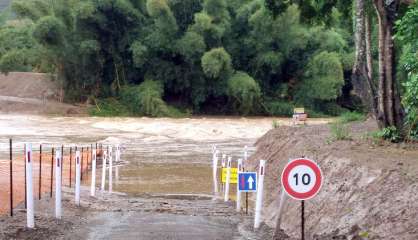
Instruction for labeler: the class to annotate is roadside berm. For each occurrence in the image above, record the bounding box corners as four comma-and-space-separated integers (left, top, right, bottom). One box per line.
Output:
247, 119, 418, 239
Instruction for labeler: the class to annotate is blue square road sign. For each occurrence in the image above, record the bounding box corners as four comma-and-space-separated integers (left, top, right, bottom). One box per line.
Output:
238, 172, 257, 192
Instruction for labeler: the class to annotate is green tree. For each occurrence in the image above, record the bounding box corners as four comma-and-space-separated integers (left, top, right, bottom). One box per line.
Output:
297, 51, 344, 103
396, 2, 418, 139
228, 71, 261, 115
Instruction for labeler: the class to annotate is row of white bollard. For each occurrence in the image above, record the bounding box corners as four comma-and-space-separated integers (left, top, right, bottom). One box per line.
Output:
212, 145, 266, 230
24, 143, 121, 229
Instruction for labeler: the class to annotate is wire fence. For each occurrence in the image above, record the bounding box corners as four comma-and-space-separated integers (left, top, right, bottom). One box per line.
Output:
0, 139, 103, 216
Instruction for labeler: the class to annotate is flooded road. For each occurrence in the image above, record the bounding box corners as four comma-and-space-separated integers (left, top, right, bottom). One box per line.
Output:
0, 115, 273, 196
0, 114, 333, 239
0, 114, 330, 196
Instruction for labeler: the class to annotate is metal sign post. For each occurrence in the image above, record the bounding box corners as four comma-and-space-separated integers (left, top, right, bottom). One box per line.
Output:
281, 158, 323, 239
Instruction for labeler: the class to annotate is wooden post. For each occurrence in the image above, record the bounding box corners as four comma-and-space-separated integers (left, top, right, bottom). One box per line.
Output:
69, 147, 73, 188
24, 144, 26, 208
86, 147, 90, 171
9, 139, 13, 216
91, 144, 93, 169
246, 193, 248, 215
50, 147, 54, 198
61, 145, 64, 185
39, 144, 42, 200
81, 147, 84, 181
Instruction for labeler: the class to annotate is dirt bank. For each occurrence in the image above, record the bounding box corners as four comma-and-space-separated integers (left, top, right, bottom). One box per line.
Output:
0, 72, 85, 115
247, 119, 418, 239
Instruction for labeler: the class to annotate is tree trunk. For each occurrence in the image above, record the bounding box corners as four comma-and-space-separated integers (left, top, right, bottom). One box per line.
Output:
365, 15, 373, 81
373, 0, 405, 130
352, 0, 377, 116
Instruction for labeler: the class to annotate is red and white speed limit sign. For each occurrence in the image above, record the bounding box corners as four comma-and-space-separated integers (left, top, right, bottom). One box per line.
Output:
281, 158, 323, 200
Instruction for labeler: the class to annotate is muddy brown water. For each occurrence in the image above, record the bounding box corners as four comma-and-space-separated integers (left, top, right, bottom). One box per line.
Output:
0, 114, 331, 214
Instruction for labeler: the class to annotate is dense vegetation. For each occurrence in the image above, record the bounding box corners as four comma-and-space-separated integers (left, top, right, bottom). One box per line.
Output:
0, 0, 416, 138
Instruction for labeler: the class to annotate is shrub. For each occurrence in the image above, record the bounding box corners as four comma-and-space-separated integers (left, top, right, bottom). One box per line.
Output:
264, 100, 294, 116
201, 47, 232, 79
227, 71, 261, 115
89, 98, 130, 117
374, 126, 401, 143
0, 49, 32, 73
272, 119, 280, 129
297, 51, 344, 103
33, 16, 66, 47
339, 111, 365, 123
176, 31, 206, 62
330, 122, 351, 140
120, 80, 170, 117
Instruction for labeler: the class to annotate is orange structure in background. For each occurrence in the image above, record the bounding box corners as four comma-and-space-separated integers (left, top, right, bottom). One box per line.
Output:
0, 144, 100, 215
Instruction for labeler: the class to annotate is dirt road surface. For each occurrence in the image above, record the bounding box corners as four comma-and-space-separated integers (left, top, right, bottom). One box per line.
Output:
0, 187, 284, 240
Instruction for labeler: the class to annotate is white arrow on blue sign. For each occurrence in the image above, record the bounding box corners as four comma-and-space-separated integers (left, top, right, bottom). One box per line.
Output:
238, 172, 257, 192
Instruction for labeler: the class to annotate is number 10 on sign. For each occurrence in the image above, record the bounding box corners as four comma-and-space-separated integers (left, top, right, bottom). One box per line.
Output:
281, 158, 322, 200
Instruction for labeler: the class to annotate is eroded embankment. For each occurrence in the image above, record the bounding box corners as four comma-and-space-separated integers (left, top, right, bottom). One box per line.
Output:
247, 120, 418, 239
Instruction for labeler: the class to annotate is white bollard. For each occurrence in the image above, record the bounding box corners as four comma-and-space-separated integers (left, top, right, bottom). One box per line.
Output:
221, 154, 226, 192
116, 144, 121, 162
55, 150, 62, 219
75, 150, 81, 206
254, 160, 266, 229
236, 158, 243, 212
212, 149, 219, 197
108, 147, 113, 193
221, 154, 226, 168
90, 149, 97, 196
115, 166, 119, 183
25, 143, 35, 228
224, 156, 232, 202
244, 145, 248, 161
101, 150, 107, 191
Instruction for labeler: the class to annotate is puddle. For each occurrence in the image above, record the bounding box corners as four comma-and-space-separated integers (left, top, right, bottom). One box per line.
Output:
111, 163, 213, 195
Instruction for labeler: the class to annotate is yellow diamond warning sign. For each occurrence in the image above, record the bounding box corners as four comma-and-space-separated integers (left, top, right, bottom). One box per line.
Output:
221, 168, 238, 184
